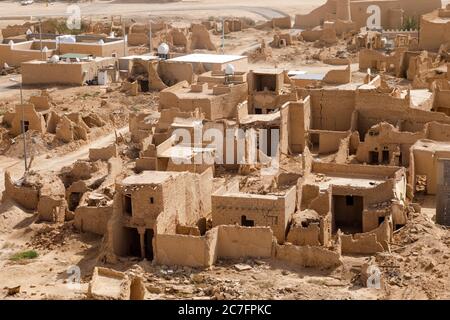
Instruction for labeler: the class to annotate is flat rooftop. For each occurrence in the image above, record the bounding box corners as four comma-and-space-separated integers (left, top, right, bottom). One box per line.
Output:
159, 144, 215, 159
23, 56, 113, 64
253, 68, 284, 75
413, 139, 450, 152
168, 53, 246, 64
240, 112, 280, 125
121, 171, 182, 185
291, 73, 326, 81
305, 174, 386, 191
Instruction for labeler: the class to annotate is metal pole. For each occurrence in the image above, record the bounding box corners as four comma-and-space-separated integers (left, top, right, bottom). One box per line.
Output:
123, 22, 126, 56
149, 20, 152, 53
222, 18, 225, 54
39, 19, 43, 61
19, 81, 28, 172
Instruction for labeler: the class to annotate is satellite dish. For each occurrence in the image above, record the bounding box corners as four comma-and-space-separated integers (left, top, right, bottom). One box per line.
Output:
66, 58, 71, 63
26, 29, 32, 35
50, 55, 59, 63
225, 63, 235, 76
98, 39, 104, 44
42, 46, 48, 52
109, 32, 115, 38
8, 40, 14, 46
158, 43, 169, 55
4, 62, 9, 69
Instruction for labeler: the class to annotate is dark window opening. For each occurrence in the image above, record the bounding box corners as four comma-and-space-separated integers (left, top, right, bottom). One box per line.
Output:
241, 215, 255, 227
149, 197, 154, 204
332, 195, 363, 234
124, 194, 132, 216
255, 108, 262, 114
378, 216, 385, 225
144, 229, 154, 260
21, 120, 30, 133
69, 192, 82, 211
369, 151, 379, 164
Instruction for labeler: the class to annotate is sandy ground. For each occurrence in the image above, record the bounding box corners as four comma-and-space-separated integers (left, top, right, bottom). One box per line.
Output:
0, 0, 326, 25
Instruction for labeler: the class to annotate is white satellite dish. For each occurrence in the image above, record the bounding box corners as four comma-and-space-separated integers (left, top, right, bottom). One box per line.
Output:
26, 29, 32, 35
8, 40, 14, 47
42, 46, 48, 52
66, 58, 71, 63
98, 39, 104, 44
225, 63, 235, 76
50, 55, 59, 63
157, 42, 169, 55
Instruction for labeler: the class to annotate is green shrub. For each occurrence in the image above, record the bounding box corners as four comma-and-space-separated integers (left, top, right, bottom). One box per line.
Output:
10, 250, 38, 261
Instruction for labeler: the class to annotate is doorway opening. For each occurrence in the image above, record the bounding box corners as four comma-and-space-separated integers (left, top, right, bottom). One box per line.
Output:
369, 151, 379, 164
123, 227, 141, 258
69, 192, 82, 211
144, 229, 154, 260
332, 195, 363, 234
382, 150, 389, 164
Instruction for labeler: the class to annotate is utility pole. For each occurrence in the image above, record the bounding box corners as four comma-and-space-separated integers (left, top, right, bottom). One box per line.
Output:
122, 21, 127, 56
10, 78, 28, 172
148, 19, 152, 53
222, 18, 225, 54
39, 19, 44, 61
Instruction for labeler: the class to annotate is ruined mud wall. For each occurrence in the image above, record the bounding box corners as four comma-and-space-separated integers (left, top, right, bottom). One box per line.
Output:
4, 172, 39, 210
298, 88, 355, 131
74, 206, 112, 235
275, 243, 342, 268
356, 88, 450, 136
154, 226, 272, 267
340, 219, 392, 254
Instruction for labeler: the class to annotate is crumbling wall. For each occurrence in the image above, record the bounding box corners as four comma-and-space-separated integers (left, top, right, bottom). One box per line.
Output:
275, 243, 342, 268
340, 219, 392, 254
155, 225, 272, 267
74, 206, 112, 235
323, 65, 351, 84
216, 225, 273, 259
189, 24, 216, 51
89, 143, 118, 161
3, 171, 39, 210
